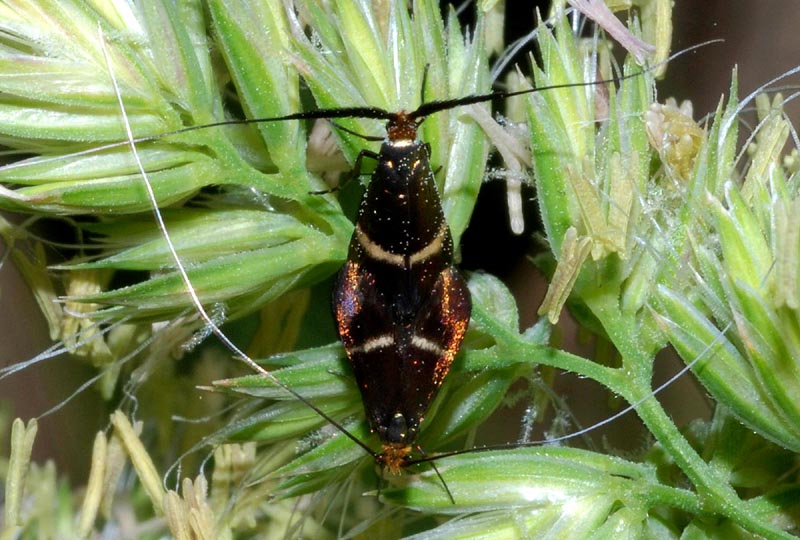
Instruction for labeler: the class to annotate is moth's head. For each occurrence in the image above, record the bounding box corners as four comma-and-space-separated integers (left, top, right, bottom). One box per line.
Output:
386, 111, 421, 142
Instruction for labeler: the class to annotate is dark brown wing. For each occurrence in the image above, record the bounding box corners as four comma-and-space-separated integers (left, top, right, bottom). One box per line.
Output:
333, 260, 470, 446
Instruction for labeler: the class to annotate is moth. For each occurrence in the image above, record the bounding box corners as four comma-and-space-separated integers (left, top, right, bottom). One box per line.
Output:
331, 109, 471, 473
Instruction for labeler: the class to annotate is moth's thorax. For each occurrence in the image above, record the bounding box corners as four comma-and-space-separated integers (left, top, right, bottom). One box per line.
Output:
353, 139, 451, 264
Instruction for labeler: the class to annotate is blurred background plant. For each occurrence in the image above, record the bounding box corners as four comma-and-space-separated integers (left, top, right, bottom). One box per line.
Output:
2, 1, 800, 539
